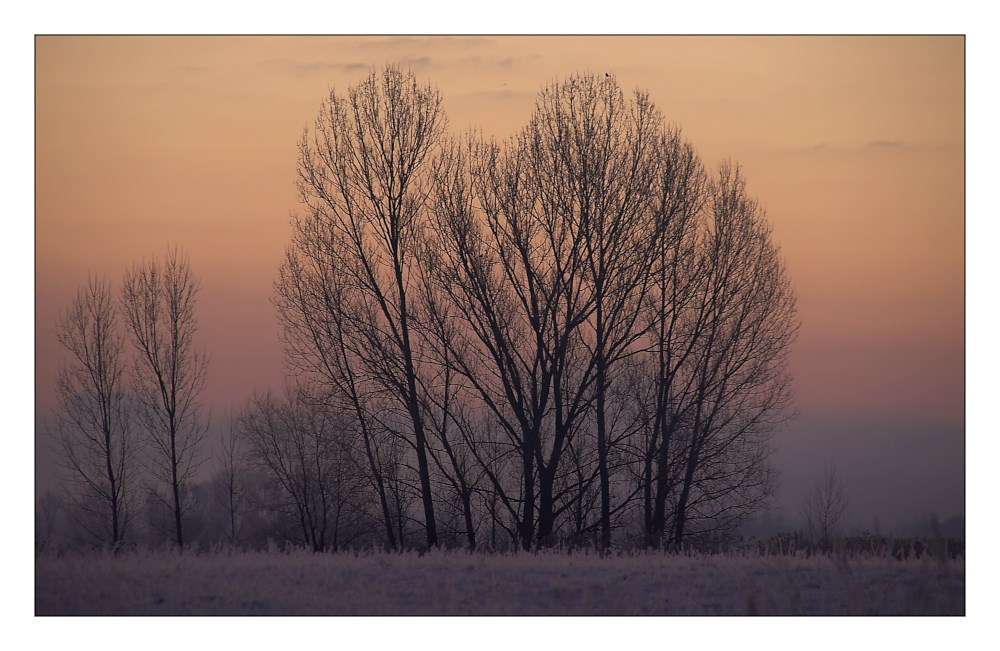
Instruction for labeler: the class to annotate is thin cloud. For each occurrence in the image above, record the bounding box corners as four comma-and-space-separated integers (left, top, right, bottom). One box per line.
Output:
866, 139, 905, 148
253, 52, 539, 81
456, 54, 542, 69
256, 59, 369, 76
771, 141, 908, 156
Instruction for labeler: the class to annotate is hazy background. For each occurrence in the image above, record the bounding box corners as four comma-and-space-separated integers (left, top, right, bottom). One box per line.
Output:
34, 35, 964, 532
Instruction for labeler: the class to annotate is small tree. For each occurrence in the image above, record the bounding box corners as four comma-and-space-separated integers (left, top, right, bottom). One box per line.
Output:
238, 384, 364, 552
213, 420, 246, 545
35, 491, 69, 549
121, 246, 208, 549
801, 461, 849, 546
53, 275, 136, 549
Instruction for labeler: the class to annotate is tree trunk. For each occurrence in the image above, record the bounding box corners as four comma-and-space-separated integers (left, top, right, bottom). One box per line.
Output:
596, 353, 611, 552
170, 422, 184, 549
537, 465, 556, 545
396, 268, 438, 549
519, 437, 535, 550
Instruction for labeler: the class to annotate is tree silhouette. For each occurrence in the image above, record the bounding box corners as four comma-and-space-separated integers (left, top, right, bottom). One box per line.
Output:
237, 384, 364, 552
271, 67, 798, 550
667, 163, 797, 545
278, 65, 448, 548
121, 246, 208, 549
213, 419, 246, 545
53, 275, 136, 548
801, 460, 849, 546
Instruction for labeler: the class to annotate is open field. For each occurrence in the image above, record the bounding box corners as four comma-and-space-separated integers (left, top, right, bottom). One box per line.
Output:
35, 547, 963, 616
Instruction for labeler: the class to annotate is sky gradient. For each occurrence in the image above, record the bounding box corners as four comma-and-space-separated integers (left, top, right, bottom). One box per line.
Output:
34, 35, 965, 531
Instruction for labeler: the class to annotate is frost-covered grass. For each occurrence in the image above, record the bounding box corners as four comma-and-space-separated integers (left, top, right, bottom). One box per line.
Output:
35, 546, 964, 616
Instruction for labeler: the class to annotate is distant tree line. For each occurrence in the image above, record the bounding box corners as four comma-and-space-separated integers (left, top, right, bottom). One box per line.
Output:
47, 65, 797, 553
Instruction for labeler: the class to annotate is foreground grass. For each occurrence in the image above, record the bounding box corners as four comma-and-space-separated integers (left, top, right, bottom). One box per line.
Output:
35, 547, 964, 616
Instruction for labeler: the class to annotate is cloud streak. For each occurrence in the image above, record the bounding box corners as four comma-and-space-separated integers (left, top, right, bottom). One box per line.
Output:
866, 139, 905, 148
255, 58, 370, 76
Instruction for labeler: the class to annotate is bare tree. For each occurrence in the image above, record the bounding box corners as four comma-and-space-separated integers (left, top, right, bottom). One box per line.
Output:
427, 74, 692, 550
121, 246, 208, 548
801, 460, 850, 546
35, 491, 68, 549
424, 85, 602, 548
52, 275, 135, 548
283, 65, 447, 548
639, 130, 708, 545
276, 226, 403, 549
274, 66, 798, 551
214, 419, 246, 545
413, 286, 485, 548
427, 131, 577, 550
535, 73, 665, 550
668, 163, 797, 545
238, 384, 366, 551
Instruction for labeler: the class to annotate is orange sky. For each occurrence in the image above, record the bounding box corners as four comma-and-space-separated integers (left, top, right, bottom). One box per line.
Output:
34, 36, 965, 528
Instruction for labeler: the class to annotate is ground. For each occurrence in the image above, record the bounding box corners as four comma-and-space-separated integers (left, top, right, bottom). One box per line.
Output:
34, 547, 964, 616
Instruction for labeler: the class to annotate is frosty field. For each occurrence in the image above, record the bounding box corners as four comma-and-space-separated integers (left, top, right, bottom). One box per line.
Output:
35, 547, 964, 616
